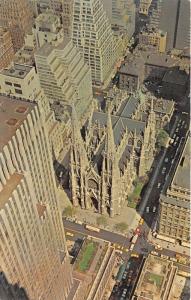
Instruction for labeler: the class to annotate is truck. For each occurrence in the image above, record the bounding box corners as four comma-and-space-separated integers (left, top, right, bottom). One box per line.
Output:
131, 234, 139, 244
130, 234, 139, 251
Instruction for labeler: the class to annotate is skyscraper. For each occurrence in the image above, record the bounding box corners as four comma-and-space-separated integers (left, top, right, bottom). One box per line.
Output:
0, 0, 33, 52
150, 0, 190, 50
0, 95, 73, 299
72, 0, 122, 87
35, 39, 93, 118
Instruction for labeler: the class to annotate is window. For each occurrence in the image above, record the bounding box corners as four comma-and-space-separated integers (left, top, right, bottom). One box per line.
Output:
14, 83, 21, 88
15, 89, 22, 94
5, 81, 12, 86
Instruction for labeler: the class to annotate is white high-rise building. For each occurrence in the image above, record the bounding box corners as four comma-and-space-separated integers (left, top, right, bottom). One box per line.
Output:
72, 0, 122, 87
0, 94, 73, 300
0, 63, 65, 158
35, 38, 93, 118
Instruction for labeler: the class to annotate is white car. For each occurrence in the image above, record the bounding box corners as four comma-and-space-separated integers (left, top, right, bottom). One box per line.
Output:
153, 206, 156, 213
146, 207, 150, 213
162, 167, 166, 174
164, 158, 168, 163
157, 183, 161, 188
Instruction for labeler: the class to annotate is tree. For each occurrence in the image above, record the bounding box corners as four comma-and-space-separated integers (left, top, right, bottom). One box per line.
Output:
96, 215, 107, 227
156, 129, 169, 148
114, 222, 128, 233
63, 205, 76, 218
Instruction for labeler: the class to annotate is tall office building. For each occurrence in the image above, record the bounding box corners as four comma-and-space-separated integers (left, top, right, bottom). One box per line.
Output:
111, 0, 136, 38
0, 95, 73, 299
150, 0, 190, 50
157, 135, 190, 246
35, 39, 93, 118
0, 27, 14, 71
72, 0, 122, 87
0, 0, 33, 52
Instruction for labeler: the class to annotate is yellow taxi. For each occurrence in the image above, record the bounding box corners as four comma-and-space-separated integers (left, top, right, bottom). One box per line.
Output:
139, 218, 144, 225
66, 232, 74, 237
131, 253, 139, 258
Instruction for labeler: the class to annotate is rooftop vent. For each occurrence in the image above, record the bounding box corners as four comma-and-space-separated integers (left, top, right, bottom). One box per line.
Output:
16, 106, 27, 113
6, 118, 18, 126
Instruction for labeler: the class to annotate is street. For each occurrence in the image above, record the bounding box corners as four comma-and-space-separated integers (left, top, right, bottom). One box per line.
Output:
63, 101, 190, 299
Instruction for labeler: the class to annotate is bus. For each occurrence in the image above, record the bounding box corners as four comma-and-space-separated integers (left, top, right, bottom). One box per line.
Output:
85, 225, 100, 232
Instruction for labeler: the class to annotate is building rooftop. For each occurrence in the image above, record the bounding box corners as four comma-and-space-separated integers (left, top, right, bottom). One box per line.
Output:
154, 98, 174, 115
134, 254, 177, 300
173, 136, 190, 191
0, 95, 35, 151
119, 54, 145, 76
162, 68, 188, 86
35, 11, 59, 25
35, 38, 70, 57
1, 64, 33, 79
145, 52, 176, 67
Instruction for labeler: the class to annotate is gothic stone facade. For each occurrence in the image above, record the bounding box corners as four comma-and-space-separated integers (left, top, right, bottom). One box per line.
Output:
69, 89, 156, 217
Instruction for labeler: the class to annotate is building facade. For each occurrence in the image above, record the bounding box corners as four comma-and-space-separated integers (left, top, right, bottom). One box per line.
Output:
158, 135, 190, 246
109, 0, 135, 39
0, 95, 73, 299
49, 0, 74, 38
139, 0, 152, 15
35, 39, 93, 119
139, 28, 167, 53
0, 63, 65, 158
0, 0, 33, 52
0, 27, 14, 71
72, 0, 122, 87
69, 89, 156, 217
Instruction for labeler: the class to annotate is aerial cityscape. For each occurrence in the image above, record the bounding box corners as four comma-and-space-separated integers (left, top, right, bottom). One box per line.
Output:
0, 0, 190, 299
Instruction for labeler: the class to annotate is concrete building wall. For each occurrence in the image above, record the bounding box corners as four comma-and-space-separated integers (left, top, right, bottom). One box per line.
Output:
0, 96, 73, 299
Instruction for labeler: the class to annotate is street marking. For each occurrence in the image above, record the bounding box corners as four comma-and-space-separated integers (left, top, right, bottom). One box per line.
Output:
64, 226, 130, 251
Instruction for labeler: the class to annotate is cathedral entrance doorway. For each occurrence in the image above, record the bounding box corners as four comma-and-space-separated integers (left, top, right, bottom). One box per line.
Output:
88, 178, 99, 212
90, 196, 99, 212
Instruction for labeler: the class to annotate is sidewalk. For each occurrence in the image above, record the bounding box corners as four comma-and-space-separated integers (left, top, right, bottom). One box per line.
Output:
148, 229, 190, 256
138, 114, 179, 216
58, 189, 140, 236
